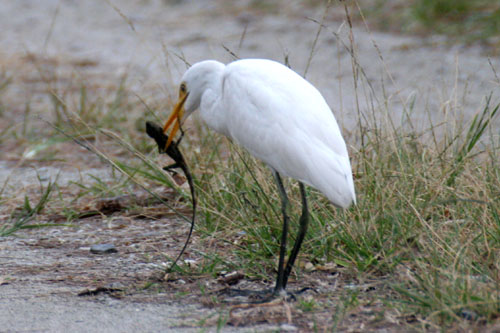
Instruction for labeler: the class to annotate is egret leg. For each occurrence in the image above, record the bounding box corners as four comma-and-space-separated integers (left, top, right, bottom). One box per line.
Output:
283, 182, 309, 289
273, 172, 289, 295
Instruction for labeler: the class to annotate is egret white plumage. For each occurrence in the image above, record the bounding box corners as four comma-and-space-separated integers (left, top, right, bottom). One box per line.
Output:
163, 58, 355, 295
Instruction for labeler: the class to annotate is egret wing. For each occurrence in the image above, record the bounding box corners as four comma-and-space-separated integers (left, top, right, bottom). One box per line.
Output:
221, 59, 355, 207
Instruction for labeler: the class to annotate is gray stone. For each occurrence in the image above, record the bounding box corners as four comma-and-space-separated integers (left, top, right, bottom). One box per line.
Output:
90, 244, 118, 254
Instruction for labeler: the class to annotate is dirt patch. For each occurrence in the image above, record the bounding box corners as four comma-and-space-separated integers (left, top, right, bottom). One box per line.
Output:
0, 188, 404, 331
1, 0, 499, 331
0, 211, 405, 331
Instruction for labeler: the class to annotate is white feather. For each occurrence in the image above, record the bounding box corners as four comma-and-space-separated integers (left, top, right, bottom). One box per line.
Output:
181, 59, 355, 208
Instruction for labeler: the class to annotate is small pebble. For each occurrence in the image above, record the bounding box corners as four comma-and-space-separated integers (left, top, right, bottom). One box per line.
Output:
304, 262, 314, 272
183, 259, 198, 267
90, 243, 118, 254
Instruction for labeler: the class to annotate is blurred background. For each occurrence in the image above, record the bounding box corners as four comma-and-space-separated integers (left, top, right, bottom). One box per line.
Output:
1, 0, 499, 133
1, 1, 500, 331
2, 0, 500, 227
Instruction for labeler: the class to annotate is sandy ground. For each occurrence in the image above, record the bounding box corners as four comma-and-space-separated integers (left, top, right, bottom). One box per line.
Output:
0, 208, 282, 332
1, 0, 499, 331
2, 0, 499, 127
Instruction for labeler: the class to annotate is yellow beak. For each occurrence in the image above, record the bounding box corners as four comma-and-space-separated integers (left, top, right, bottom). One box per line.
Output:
163, 92, 188, 150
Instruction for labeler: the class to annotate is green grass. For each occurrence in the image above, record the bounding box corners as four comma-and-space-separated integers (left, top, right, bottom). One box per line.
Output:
0, 180, 71, 237
189, 97, 500, 326
411, 0, 500, 39
2, 57, 499, 331
4, 88, 499, 328
0, 2, 499, 330
357, 0, 500, 45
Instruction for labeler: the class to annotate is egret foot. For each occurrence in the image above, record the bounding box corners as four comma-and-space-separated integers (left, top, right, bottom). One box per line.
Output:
271, 287, 316, 302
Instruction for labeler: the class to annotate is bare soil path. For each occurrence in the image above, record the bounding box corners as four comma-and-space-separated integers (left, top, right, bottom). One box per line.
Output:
1, 0, 499, 331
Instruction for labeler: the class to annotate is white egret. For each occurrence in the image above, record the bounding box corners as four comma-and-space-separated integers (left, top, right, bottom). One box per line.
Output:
163, 58, 355, 295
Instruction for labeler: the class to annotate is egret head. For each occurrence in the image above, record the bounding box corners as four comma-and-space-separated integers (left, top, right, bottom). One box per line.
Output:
163, 60, 224, 149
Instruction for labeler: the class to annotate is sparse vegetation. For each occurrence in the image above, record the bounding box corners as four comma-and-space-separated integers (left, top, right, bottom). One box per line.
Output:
1, 0, 499, 331
0, 181, 65, 237
358, 0, 500, 45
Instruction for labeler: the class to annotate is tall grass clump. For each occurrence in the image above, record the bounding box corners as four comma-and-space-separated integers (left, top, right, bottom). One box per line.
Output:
0, 181, 70, 237
186, 89, 499, 326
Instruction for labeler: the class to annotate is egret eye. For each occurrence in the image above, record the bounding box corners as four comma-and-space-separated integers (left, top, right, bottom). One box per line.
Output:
179, 83, 187, 95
